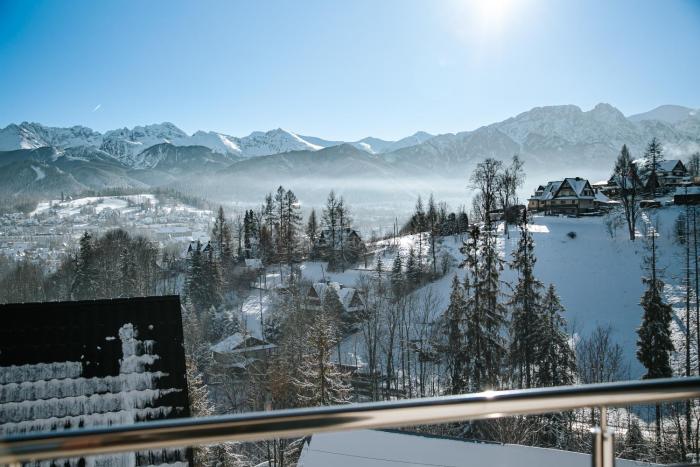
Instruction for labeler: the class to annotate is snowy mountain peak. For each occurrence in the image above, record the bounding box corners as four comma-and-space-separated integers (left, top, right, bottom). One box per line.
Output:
628, 105, 699, 124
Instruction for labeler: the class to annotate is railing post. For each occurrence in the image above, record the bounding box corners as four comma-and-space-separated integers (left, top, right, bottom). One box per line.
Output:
591, 406, 615, 467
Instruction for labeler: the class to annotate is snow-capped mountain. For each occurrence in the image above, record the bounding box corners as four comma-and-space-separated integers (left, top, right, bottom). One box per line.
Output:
236, 128, 323, 156
1, 102, 698, 199
0, 123, 102, 151
99, 122, 190, 160
628, 105, 698, 124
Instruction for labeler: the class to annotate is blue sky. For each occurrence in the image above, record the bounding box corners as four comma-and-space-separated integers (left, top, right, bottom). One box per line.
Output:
1, 0, 699, 140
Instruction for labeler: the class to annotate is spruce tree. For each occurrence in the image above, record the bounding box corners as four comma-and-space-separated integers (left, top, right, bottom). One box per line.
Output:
405, 246, 419, 286
637, 223, 674, 449
118, 246, 138, 298
306, 208, 319, 255
185, 241, 205, 311
212, 205, 233, 265
537, 284, 575, 387
281, 189, 302, 266
462, 223, 506, 391
643, 138, 665, 196
292, 309, 351, 407
390, 250, 403, 297
444, 275, 467, 394
509, 214, 544, 388
72, 231, 97, 300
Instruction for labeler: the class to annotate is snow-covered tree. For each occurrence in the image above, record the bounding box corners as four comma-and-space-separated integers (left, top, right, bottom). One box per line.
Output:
211, 205, 234, 265
292, 309, 351, 407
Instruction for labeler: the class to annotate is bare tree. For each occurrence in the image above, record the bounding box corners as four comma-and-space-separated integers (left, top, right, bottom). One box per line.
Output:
612, 145, 641, 241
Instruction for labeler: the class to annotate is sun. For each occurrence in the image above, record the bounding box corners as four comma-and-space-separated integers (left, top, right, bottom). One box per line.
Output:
474, 0, 515, 28
448, 0, 525, 44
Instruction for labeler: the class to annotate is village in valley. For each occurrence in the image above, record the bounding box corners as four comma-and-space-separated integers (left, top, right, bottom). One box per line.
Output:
2, 137, 699, 460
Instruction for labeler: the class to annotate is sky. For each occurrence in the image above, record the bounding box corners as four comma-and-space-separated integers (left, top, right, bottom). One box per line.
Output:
1, 0, 699, 141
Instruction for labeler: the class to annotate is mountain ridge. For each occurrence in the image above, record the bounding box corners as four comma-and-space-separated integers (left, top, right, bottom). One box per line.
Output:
1, 102, 699, 201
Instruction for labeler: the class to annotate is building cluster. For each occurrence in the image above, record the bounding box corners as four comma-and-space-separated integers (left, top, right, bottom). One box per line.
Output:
528, 159, 696, 215
0, 195, 213, 269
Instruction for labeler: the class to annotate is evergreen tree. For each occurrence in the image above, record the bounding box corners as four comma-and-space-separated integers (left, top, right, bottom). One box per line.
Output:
243, 210, 253, 258
623, 419, 649, 461
537, 284, 575, 387
202, 245, 224, 309
185, 241, 206, 311
306, 208, 319, 254
427, 194, 439, 274
292, 309, 351, 407
462, 224, 506, 391
118, 246, 138, 298
72, 231, 97, 300
321, 190, 340, 261
444, 275, 467, 394
212, 205, 233, 265
405, 246, 419, 286
375, 255, 384, 279
390, 250, 403, 297
637, 223, 674, 448
414, 195, 426, 232
509, 214, 544, 388
687, 152, 700, 178
643, 137, 665, 196
281, 189, 302, 266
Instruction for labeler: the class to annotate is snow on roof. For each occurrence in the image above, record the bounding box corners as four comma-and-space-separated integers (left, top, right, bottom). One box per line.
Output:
658, 160, 678, 171
530, 178, 592, 200
563, 177, 590, 197
299, 430, 655, 467
210, 333, 245, 353
312, 281, 341, 299
594, 191, 613, 203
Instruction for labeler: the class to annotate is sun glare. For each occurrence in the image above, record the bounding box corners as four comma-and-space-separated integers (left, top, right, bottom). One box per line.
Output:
448, 0, 525, 45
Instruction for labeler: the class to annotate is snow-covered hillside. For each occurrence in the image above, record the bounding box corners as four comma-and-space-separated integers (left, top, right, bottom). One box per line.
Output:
238, 207, 687, 379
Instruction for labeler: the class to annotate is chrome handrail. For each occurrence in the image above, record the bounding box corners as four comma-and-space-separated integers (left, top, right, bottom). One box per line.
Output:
2, 377, 700, 464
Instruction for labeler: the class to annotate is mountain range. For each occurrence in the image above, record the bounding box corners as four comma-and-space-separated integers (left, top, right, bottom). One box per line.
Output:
1, 103, 698, 202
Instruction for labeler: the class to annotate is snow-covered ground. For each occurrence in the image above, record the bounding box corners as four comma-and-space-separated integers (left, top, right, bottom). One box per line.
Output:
30, 194, 159, 218
298, 429, 656, 467
247, 207, 687, 378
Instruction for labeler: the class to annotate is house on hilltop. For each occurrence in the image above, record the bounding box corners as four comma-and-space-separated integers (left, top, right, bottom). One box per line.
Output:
306, 281, 365, 314
528, 177, 596, 215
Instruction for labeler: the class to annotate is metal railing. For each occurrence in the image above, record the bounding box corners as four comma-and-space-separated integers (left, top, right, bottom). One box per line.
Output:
2, 376, 700, 466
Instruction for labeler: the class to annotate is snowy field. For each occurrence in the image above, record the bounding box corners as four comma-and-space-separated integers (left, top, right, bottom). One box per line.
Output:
30, 194, 159, 218
298, 429, 656, 467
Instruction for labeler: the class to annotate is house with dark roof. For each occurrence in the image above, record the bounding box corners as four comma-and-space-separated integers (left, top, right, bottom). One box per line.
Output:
528, 177, 596, 215
306, 281, 365, 314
